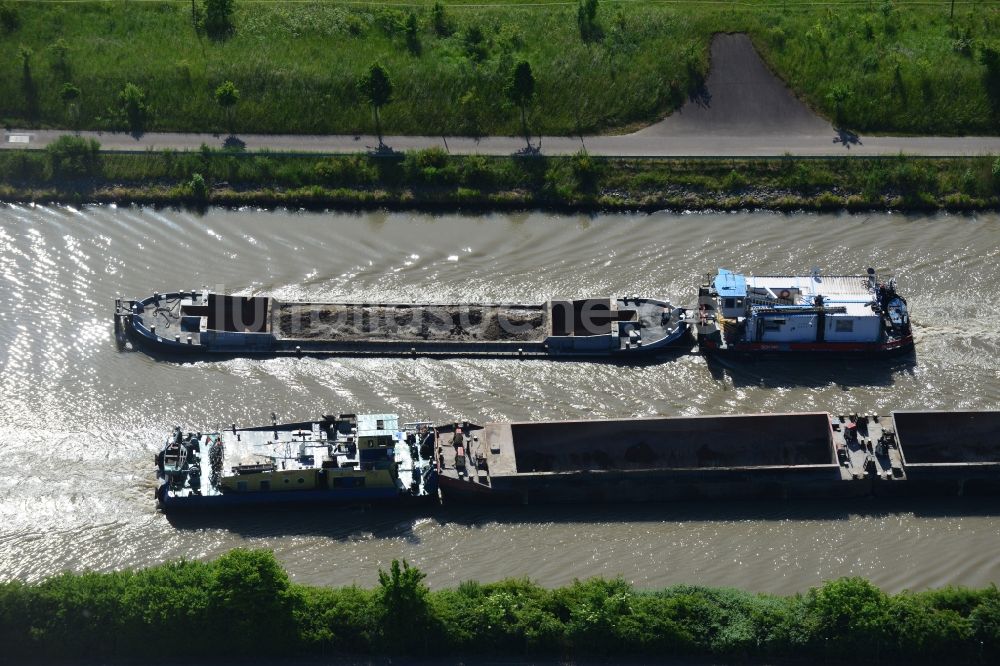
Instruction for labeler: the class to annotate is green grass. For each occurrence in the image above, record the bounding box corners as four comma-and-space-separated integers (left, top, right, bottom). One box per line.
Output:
0, 2, 998, 136
1, 140, 997, 210
1, 549, 999, 661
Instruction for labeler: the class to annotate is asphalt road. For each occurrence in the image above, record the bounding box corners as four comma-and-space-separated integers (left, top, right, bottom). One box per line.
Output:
5, 35, 999, 158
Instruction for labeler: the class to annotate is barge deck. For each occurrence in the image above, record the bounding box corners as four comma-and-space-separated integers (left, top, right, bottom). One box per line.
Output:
155, 409, 1000, 512
117, 291, 689, 359
436, 411, 1000, 504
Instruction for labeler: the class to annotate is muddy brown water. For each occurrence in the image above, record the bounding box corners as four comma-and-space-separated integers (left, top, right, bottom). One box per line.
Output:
1, 205, 999, 593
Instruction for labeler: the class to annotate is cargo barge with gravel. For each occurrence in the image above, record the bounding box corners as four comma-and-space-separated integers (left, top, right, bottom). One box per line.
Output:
117, 290, 689, 358
156, 409, 1000, 511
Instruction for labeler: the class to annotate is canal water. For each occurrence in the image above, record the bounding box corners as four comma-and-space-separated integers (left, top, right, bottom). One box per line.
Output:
1, 205, 999, 593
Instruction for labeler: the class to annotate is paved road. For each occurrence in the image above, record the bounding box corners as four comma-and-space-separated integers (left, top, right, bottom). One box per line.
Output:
5, 35, 998, 158
6, 127, 998, 158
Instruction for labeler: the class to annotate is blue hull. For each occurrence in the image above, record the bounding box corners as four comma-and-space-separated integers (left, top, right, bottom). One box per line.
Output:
157, 485, 436, 512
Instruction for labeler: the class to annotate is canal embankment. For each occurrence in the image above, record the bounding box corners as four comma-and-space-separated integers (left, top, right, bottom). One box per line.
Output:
2, 141, 998, 212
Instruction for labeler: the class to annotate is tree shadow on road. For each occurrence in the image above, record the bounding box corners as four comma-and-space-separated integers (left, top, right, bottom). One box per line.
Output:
833, 127, 863, 149
369, 141, 400, 156
689, 83, 712, 109
223, 135, 246, 151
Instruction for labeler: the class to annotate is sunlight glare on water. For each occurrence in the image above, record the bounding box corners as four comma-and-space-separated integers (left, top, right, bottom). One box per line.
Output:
0, 204, 998, 592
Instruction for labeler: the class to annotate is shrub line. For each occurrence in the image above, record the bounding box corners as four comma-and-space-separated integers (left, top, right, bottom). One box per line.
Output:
1, 548, 998, 662
2, 141, 998, 212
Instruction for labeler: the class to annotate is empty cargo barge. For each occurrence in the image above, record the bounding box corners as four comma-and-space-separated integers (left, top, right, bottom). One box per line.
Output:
116, 290, 689, 358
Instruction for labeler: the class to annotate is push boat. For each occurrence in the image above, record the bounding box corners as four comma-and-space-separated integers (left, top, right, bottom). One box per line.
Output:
116, 291, 689, 358
155, 413, 438, 510
156, 409, 1000, 511
695, 267, 912, 356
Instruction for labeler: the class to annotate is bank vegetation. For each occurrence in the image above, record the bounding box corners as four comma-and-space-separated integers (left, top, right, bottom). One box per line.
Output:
1, 549, 998, 662
1, 138, 998, 212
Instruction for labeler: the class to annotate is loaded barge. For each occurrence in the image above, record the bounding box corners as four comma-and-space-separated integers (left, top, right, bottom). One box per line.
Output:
696, 267, 912, 356
156, 409, 1000, 511
116, 291, 689, 358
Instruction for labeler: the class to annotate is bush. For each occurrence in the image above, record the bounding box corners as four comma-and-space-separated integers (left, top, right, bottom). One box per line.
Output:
188, 172, 208, 200
6, 554, 1000, 662
970, 594, 1000, 661
297, 585, 376, 653
46, 135, 101, 179
117, 82, 151, 134
889, 158, 936, 196
314, 155, 377, 186
20, 572, 132, 658
118, 560, 213, 654
802, 578, 890, 654
888, 593, 972, 659
208, 549, 301, 652
570, 150, 601, 193
459, 154, 497, 189
403, 147, 458, 185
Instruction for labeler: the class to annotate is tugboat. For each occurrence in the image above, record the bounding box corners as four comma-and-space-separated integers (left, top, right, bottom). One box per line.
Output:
695, 267, 912, 356
116, 291, 689, 359
154, 413, 438, 511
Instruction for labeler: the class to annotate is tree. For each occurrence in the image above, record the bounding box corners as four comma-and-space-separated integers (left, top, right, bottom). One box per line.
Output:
202, 0, 234, 40
983, 45, 1000, 119
17, 44, 31, 86
59, 82, 81, 130
357, 62, 393, 148
431, 2, 451, 37
508, 60, 536, 150
118, 82, 151, 136
18, 44, 36, 118
376, 560, 432, 647
48, 38, 70, 77
577, 0, 601, 42
214, 80, 239, 134
0, 3, 20, 33
404, 11, 421, 55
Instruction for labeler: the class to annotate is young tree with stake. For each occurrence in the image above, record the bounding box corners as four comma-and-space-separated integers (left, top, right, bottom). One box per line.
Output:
357, 63, 394, 149
508, 61, 535, 151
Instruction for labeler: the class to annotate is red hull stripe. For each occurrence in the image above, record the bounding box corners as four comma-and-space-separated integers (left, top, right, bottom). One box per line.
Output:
728, 335, 913, 353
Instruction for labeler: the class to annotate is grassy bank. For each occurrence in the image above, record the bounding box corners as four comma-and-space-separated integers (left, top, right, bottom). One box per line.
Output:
0, 2, 998, 136
1, 138, 998, 211
1, 549, 998, 662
